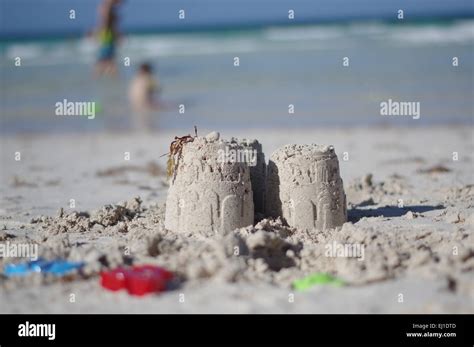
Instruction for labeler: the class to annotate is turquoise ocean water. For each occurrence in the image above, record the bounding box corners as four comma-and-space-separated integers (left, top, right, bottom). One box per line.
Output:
1, 19, 473, 133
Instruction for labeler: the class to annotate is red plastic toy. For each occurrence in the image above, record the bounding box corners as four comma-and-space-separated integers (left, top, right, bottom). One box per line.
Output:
100, 265, 173, 296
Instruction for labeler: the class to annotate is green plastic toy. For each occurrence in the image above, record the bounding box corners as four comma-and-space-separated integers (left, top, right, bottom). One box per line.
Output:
292, 273, 345, 291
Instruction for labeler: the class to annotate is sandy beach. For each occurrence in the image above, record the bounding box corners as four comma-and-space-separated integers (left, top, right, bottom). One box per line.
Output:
0, 125, 472, 313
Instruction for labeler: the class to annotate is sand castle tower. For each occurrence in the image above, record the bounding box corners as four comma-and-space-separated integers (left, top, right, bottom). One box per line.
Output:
233, 138, 266, 215
266, 144, 347, 231
165, 132, 254, 236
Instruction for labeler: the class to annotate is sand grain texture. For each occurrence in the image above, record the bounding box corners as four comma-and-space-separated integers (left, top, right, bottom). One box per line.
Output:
0, 126, 472, 313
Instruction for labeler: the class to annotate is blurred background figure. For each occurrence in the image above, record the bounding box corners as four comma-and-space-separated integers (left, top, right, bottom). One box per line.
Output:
94, 0, 122, 77
128, 62, 161, 131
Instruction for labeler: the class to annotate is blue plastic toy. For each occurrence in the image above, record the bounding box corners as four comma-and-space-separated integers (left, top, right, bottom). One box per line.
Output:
3, 258, 84, 277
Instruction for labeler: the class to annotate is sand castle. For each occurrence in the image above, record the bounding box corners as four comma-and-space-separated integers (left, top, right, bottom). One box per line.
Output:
266, 144, 347, 231
164, 132, 254, 236
165, 133, 346, 235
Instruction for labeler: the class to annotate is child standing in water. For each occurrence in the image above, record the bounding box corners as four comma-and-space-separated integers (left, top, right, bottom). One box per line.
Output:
128, 63, 161, 131
95, 0, 122, 77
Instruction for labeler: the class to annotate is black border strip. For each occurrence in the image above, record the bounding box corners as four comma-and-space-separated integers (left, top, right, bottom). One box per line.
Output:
0, 314, 472, 345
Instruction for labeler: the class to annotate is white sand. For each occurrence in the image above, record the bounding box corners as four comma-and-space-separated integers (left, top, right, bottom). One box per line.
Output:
0, 126, 473, 313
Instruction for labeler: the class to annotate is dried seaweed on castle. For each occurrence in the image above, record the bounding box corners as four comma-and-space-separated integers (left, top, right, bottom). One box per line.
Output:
164, 126, 198, 179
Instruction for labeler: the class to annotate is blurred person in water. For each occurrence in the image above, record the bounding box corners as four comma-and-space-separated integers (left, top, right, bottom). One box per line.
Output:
128, 62, 161, 131
94, 0, 122, 77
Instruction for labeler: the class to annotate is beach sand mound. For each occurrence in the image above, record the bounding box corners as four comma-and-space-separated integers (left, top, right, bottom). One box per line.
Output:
5, 191, 471, 294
